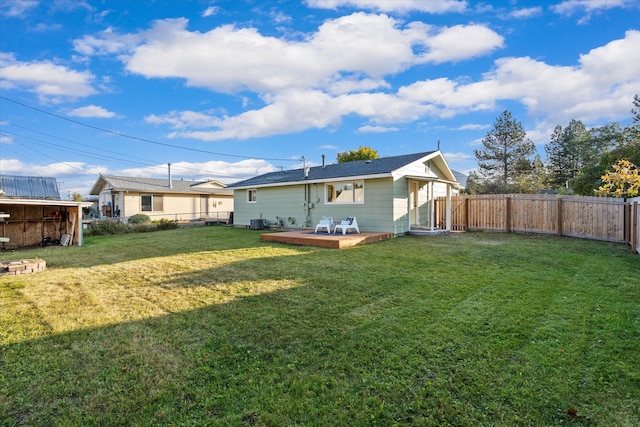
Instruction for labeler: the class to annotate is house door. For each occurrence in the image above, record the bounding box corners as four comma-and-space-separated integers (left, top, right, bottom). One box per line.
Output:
200, 196, 209, 217
410, 181, 419, 225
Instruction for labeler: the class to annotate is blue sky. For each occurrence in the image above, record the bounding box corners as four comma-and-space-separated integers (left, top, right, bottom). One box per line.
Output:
1, 0, 639, 197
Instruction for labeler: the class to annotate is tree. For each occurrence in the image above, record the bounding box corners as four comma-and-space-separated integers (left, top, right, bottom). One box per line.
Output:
632, 94, 640, 124
596, 159, 640, 198
544, 119, 606, 189
473, 110, 537, 193
571, 141, 640, 195
337, 146, 379, 163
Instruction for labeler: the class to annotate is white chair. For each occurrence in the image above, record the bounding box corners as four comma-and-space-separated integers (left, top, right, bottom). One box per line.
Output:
334, 217, 360, 235
314, 216, 334, 233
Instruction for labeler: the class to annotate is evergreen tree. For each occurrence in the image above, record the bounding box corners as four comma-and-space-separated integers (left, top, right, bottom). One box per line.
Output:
473, 110, 536, 193
544, 119, 599, 189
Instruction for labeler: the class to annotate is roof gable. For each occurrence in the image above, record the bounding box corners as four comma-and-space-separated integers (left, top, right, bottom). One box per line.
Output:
228, 151, 458, 189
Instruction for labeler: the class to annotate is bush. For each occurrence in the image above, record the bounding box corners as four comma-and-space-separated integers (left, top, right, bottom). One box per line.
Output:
131, 224, 157, 233
128, 214, 151, 224
153, 218, 179, 231
85, 221, 130, 236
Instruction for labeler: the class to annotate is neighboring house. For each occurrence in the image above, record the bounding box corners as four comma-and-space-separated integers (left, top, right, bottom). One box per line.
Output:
227, 150, 461, 236
89, 175, 234, 223
1, 175, 91, 249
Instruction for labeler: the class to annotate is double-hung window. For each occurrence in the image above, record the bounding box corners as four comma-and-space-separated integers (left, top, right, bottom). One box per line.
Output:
326, 181, 364, 204
141, 194, 163, 212
247, 189, 257, 203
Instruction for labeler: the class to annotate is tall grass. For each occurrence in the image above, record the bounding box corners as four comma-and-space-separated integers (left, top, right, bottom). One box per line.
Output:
1, 227, 639, 425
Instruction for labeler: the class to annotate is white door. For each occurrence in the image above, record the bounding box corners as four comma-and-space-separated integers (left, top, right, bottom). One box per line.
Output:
410, 181, 419, 225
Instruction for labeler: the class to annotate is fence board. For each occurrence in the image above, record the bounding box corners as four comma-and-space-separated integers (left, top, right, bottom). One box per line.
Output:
436, 194, 629, 244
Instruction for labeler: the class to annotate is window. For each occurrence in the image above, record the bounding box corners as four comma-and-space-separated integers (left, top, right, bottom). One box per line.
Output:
326, 181, 364, 204
247, 189, 257, 203
141, 194, 163, 212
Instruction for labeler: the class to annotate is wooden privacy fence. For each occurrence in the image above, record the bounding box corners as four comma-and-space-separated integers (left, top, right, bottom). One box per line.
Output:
436, 194, 640, 253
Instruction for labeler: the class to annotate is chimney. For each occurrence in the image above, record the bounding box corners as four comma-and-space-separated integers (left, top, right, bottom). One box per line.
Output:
168, 163, 172, 188
322, 154, 325, 168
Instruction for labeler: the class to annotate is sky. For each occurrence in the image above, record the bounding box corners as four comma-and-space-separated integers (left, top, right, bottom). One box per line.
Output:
1, 0, 639, 198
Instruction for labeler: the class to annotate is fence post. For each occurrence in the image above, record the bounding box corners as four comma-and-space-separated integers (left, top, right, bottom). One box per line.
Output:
505, 197, 511, 233
624, 201, 630, 244
557, 197, 563, 237
464, 196, 469, 232
633, 201, 639, 254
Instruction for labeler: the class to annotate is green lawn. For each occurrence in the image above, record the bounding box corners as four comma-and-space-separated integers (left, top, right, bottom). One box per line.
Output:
1, 227, 639, 426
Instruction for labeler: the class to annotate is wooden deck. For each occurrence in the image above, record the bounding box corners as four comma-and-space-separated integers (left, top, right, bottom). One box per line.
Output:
260, 230, 393, 249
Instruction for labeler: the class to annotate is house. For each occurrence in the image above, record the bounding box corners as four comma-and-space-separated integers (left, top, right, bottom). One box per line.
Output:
89, 175, 234, 223
1, 175, 91, 249
227, 150, 460, 236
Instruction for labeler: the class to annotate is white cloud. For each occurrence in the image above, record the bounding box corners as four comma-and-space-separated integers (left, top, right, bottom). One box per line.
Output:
399, 30, 640, 132
116, 159, 276, 183
0, 157, 104, 177
304, 0, 467, 14
551, 0, 637, 23
76, 14, 502, 95
509, 7, 542, 19
456, 124, 490, 131
551, 0, 634, 14
0, 0, 38, 17
0, 52, 96, 101
0, 134, 15, 144
357, 125, 400, 133
417, 24, 504, 64
67, 104, 117, 118
202, 6, 219, 17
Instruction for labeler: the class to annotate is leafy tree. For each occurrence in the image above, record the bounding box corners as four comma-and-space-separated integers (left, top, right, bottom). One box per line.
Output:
596, 160, 640, 198
571, 141, 640, 195
337, 146, 379, 163
570, 96, 640, 195
71, 192, 84, 201
473, 110, 537, 193
544, 120, 606, 189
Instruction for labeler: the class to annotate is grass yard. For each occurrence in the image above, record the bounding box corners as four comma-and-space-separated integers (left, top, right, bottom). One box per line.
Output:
1, 227, 639, 426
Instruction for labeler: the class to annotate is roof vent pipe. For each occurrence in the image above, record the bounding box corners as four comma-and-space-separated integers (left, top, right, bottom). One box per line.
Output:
322, 154, 325, 168
168, 163, 172, 188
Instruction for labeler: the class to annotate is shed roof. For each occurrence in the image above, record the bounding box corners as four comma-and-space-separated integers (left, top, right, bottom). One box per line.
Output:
228, 151, 459, 189
0, 175, 60, 200
89, 175, 232, 196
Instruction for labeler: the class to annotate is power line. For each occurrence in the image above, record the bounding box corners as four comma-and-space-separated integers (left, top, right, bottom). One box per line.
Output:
0, 95, 299, 162
1, 129, 252, 180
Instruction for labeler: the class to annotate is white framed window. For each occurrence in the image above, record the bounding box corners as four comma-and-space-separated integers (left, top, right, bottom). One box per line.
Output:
141, 194, 163, 212
326, 180, 364, 204
247, 189, 257, 203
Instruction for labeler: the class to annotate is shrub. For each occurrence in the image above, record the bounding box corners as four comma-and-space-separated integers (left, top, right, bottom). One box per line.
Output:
128, 214, 151, 224
131, 224, 156, 233
153, 218, 179, 231
85, 221, 130, 236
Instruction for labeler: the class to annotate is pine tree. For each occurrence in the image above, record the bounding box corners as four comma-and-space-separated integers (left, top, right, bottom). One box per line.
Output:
544, 119, 595, 189
473, 110, 536, 193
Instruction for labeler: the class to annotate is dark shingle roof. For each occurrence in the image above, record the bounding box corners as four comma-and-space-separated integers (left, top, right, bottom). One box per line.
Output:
0, 175, 60, 200
228, 151, 436, 188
